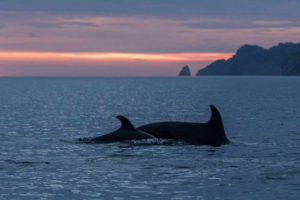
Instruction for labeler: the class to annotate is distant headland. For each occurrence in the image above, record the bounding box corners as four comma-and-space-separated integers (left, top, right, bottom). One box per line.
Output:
181, 42, 300, 76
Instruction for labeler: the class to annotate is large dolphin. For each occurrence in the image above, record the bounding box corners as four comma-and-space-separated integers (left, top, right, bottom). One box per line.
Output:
138, 105, 230, 146
79, 116, 156, 144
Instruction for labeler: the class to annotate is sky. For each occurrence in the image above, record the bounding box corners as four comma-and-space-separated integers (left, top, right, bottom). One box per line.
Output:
0, 0, 300, 76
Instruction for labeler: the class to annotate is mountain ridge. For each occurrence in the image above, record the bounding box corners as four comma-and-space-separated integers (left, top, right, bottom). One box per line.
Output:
196, 42, 300, 76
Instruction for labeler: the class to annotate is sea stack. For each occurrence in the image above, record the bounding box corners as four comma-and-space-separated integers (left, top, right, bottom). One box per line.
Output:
179, 65, 191, 76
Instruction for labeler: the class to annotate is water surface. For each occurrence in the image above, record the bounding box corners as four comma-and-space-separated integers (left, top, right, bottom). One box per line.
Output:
0, 77, 299, 199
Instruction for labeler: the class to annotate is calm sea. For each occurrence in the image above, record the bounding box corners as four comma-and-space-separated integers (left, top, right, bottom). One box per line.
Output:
0, 77, 299, 200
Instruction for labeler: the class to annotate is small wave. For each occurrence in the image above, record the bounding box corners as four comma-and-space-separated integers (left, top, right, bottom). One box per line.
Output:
4, 159, 50, 165
60, 139, 80, 144
75, 137, 180, 145
125, 138, 178, 145
264, 174, 289, 180
233, 140, 259, 146
106, 153, 136, 158
72, 138, 94, 144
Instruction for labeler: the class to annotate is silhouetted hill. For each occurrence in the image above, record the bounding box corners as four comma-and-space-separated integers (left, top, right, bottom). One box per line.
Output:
179, 65, 191, 76
281, 53, 300, 75
196, 42, 300, 76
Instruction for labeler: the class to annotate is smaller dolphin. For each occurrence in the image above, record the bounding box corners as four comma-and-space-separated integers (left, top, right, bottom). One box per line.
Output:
79, 116, 156, 144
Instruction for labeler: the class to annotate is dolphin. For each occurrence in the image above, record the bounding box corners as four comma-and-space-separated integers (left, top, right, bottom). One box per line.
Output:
138, 105, 230, 146
79, 116, 156, 144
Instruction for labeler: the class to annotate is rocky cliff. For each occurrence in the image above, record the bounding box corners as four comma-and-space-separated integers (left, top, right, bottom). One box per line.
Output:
196, 42, 300, 76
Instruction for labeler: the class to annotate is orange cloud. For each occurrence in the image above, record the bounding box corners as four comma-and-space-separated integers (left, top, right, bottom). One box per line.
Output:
0, 51, 233, 62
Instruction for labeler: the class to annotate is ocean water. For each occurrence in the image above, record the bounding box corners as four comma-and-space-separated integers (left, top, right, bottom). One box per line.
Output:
0, 77, 299, 200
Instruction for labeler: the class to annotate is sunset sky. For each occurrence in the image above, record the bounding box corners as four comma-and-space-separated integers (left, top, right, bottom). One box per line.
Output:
0, 0, 300, 76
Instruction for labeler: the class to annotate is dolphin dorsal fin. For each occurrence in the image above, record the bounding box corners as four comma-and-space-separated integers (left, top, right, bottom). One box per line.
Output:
208, 105, 230, 144
209, 105, 222, 125
116, 115, 135, 130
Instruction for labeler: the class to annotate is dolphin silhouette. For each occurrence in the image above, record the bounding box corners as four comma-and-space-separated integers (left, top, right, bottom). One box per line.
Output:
79, 105, 230, 146
79, 116, 156, 143
138, 105, 230, 146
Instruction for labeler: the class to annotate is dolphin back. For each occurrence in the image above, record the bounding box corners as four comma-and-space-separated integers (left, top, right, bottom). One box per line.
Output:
80, 115, 155, 143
